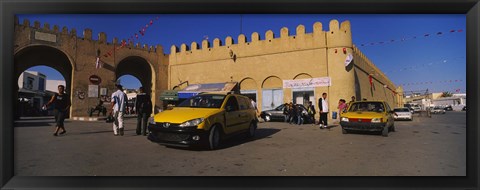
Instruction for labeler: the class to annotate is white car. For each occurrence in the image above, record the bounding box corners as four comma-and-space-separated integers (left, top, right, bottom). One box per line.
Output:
432, 107, 446, 114
393, 107, 413, 121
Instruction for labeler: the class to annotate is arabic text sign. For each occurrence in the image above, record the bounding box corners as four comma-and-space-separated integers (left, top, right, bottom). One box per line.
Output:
283, 77, 331, 88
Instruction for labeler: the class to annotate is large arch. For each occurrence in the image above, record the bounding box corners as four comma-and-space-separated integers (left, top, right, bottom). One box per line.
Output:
116, 56, 157, 113
14, 45, 74, 118
116, 56, 154, 94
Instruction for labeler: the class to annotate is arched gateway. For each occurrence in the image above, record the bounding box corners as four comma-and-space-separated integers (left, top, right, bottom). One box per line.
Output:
13, 18, 168, 118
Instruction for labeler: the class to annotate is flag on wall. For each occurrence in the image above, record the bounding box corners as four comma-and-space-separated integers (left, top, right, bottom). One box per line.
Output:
344, 53, 353, 67
95, 57, 102, 69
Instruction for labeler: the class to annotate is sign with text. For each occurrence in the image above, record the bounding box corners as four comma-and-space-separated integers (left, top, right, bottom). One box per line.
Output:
283, 77, 331, 88
89, 75, 102, 85
88, 85, 99, 97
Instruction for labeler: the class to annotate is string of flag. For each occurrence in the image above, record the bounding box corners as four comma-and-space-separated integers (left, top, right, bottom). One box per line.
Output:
398, 79, 463, 87
383, 56, 464, 75
96, 16, 160, 69
357, 29, 464, 47
403, 88, 464, 94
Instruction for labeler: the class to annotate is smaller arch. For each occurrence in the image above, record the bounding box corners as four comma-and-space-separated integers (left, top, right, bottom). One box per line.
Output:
293, 73, 313, 80
262, 76, 283, 89
239, 77, 258, 90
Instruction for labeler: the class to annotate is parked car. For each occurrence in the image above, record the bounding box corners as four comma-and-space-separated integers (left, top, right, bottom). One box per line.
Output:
412, 105, 421, 113
393, 107, 413, 121
260, 104, 311, 123
432, 107, 446, 114
260, 104, 287, 122
340, 101, 395, 137
147, 93, 257, 150
444, 105, 453, 111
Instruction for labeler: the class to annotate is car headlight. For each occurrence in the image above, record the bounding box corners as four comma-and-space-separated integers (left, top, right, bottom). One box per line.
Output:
371, 118, 383, 123
341, 117, 349, 122
179, 118, 205, 127
148, 117, 155, 125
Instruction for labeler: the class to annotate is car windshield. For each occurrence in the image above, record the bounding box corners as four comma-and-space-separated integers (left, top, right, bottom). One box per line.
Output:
177, 94, 226, 108
394, 108, 410, 112
349, 102, 385, 112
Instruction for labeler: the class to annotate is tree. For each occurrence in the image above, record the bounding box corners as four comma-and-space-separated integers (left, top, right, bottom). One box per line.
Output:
440, 91, 453, 97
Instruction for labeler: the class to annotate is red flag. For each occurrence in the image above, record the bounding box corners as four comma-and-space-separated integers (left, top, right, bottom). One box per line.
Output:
458, 29, 463, 32
369, 75, 373, 87
150, 20, 153, 25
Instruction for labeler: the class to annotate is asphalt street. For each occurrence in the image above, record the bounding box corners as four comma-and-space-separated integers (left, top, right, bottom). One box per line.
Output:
14, 111, 466, 176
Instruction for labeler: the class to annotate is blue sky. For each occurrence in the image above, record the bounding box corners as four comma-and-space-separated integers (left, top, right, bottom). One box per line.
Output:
18, 14, 466, 94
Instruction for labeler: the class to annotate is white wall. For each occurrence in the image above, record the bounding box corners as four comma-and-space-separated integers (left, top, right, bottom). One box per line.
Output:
46, 80, 66, 92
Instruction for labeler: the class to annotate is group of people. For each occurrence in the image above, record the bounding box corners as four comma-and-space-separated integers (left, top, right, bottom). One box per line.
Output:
278, 93, 358, 129
45, 84, 153, 137
109, 84, 152, 136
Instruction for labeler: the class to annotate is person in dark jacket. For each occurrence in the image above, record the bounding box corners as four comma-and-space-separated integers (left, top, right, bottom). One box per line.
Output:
289, 103, 297, 124
44, 85, 71, 136
307, 101, 316, 124
135, 86, 152, 136
282, 103, 290, 123
295, 104, 304, 125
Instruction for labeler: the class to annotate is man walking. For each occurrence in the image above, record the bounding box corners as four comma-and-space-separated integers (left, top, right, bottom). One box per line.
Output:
110, 84, 128, 136
44, 85, 71, 136
135, 86, 152, 136
318, 92, 329, 129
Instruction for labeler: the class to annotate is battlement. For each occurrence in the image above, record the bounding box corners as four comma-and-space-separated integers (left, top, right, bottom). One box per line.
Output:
15, 17, 164, 54
352, 44, 395, 88
170, 20, 352, 64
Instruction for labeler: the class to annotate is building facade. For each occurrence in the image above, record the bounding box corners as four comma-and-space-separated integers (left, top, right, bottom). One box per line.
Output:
14, 18, 401, 119
168, 20, 402, 120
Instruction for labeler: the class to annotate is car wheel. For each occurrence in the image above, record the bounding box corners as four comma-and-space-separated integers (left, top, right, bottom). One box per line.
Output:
342, 128, 348, 134
208, 125, 221, 150
264, 115, 271, 122
382, 126, 389, 137
247, 121, 256, 138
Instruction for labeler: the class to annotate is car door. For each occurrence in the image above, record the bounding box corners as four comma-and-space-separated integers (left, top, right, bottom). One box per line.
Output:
384, 103, 394, 127
224, 96, 243, 135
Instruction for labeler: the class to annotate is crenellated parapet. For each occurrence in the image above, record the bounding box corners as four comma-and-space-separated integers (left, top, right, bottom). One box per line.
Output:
352, 44, 396, 89
14, 17, 164, 54
169, 20, 355, 65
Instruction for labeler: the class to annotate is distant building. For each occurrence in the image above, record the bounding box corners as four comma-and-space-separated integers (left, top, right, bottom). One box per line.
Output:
46, 79, 66, 92
17, 71, 51, 116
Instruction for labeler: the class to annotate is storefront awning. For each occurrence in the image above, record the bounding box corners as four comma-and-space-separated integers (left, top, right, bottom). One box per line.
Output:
177, 82, 238, 99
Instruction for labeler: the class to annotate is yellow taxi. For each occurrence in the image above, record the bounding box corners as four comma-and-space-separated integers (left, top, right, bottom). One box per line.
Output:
340, 101, 396, 137
147, 93, 257, 150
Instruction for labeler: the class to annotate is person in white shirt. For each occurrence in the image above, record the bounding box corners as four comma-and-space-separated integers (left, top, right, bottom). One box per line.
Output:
110, 84, 128, 136
318, 92, 329, 129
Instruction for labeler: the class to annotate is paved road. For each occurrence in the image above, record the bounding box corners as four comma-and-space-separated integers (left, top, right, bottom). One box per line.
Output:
14, 111, 466, 176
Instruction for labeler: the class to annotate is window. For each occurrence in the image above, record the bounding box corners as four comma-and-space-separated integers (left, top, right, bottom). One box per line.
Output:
26, 77, 34, 90
38, 78, 45, 91
225, 97, 239, 111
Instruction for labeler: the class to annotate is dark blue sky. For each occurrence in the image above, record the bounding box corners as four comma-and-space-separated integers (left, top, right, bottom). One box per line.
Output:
18, 14, 466, 94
